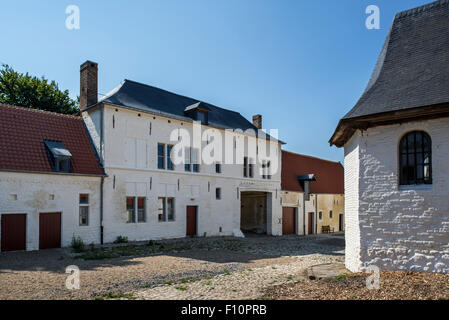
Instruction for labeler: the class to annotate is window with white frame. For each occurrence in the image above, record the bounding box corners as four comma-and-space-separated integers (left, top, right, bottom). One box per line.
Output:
158, 197, 175, 222
79, 194, 89, 226
184, 147, 200, 173
243, 157, 254, 178
262, 160, 272, 179
157, 143, 165, 169
216, 188, 222, 200
126, 196, 146, 223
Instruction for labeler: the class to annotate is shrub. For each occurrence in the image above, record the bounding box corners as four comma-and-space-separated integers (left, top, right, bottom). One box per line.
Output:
113, 235, 128, 244
71, 235, 85, 253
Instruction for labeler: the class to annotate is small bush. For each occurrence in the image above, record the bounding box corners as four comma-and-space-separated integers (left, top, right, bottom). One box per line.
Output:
113, 236, 128, 244
71, 236, 85, 253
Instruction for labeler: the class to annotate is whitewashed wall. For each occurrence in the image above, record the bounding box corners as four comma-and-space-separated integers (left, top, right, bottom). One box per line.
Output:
280, 191, 318, 235
0, 172, 101, 251
344, 118, 449, 274
84, 104, 283, 242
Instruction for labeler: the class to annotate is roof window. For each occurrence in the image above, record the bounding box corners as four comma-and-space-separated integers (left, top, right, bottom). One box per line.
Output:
44, 140, 72, 173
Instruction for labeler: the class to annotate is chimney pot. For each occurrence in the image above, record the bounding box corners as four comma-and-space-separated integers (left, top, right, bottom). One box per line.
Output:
80, 60, 98, 110
252, 114, 262, 129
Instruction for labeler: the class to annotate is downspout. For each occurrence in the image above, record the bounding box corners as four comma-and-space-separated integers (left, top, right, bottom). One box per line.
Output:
100, 104, 105, 245
100, 176, 104, 244
315, 194, 318, 234
302, 192, 306, 236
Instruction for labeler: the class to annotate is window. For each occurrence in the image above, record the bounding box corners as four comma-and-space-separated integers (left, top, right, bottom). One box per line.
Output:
243, 157, 254, 178
126, 197, 136, 223
399, 131, 432, 185
157, 143, 165, 169
184, 147, 191, 172
197, 111, 208, 124
44, 140, 72, 173
137, 197, 146, 223
216, 188, 222, 200
127, 197, 146, 223
262, 160, 272, 179
319, 211, 322, 220
79, 194, 89, 226
215, 162, 222, 174
158, 197, 175, 222
167, 198, 175, 221
192, 148, 200, 172
184, 148, 200, 172
329, 210, 333, 219
167, 145, 174, 170
243, 157, 248, 177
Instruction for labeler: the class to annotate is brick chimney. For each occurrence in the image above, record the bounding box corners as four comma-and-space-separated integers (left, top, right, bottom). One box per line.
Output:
80, 61, 98, 109
252, 114, 262, 129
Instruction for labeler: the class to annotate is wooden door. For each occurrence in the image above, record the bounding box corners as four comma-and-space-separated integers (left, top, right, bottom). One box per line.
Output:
1, 214, 26, 252
308, 212, 314, 235
282, 207, 296, 235
39, 212, 61, 249
339, 214, 344, 232
186, 206, 197, 236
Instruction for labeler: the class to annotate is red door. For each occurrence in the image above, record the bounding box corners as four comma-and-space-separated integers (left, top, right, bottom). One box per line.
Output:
282, 207, 296, 235
308, 212, 314, 235
186, 206, 197, 236
39, 212, 61, 249
1, 214, 26, 252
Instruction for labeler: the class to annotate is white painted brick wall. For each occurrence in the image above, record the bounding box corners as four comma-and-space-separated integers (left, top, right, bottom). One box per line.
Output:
344, 118, 449, 273
84, 105, 283, 243
0, 172, 101, 251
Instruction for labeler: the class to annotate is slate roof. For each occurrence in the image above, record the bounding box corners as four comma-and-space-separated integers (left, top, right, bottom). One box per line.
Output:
0, 104, 104, 176
281, 150, 344, 194
98, 79, 276, 134
345, 0, 449, 119
331, 0, 449, 146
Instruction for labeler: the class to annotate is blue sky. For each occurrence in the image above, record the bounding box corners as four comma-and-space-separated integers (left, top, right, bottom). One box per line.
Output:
0, 0, 432, 162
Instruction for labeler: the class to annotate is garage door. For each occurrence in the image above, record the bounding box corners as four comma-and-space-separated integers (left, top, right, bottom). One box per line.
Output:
39, 212, 61, 249
282, 207, 296, 235
1, 214, 26, 252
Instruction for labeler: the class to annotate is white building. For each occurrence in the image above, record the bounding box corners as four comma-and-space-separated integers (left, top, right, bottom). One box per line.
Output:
80, 61, 284, 243
0, 105, 104, 251
280, 150, 344, 236
330, 1, 449, 274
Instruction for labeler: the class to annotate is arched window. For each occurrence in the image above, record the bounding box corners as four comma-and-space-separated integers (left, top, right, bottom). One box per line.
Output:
399, 131, 432, 185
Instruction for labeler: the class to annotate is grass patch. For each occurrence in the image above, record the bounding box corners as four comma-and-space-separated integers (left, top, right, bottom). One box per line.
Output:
113, 236, 128, 244
71, 236, 85, 253
76, 238, 247, 261
175, 286, 189, 291
96, 292, 137, 300
335, 273, 348, 281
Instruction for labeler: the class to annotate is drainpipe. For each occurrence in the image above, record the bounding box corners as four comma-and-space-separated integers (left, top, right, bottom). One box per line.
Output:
315, 194, 318, 234
100, 176, 104, 244
302, 192, 306, 236
100, 104, 105, 245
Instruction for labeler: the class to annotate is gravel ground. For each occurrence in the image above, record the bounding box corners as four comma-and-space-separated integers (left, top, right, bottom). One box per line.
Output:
0, 234, 344, 300
267, 270, 449, 300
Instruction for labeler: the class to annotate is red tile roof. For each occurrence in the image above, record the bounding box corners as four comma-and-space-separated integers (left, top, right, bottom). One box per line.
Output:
0, 104, 103, 176
281, 150, 344, 194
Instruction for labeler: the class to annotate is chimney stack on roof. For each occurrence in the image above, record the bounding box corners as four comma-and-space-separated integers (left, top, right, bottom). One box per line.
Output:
80, 60, 98, 110
252, 114, 262, 129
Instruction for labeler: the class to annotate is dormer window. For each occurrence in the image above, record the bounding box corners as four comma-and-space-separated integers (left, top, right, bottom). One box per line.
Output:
184, 102, 211, 125
196, 110, 208, 124
44, 140, 72, 173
